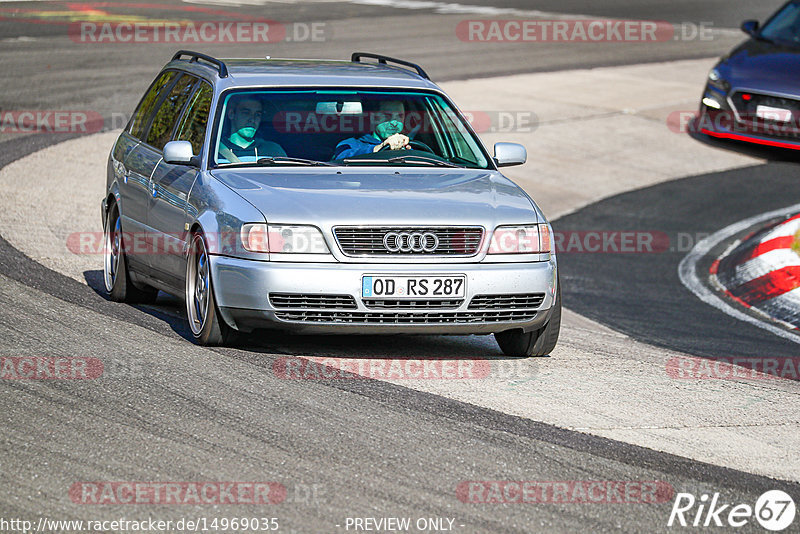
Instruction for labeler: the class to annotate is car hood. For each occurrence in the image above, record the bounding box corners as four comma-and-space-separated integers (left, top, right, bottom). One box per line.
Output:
209, 167, 540, 226
720, 39, 800, 94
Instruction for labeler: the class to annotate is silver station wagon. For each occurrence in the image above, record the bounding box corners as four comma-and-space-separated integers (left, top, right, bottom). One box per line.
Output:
102, 50, 560, 356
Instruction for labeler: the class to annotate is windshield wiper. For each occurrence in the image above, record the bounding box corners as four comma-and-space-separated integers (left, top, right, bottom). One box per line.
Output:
387, 155, 463, 168
340, 158, 393, 166
256, 156, 333, 166
341, 156, 462, 168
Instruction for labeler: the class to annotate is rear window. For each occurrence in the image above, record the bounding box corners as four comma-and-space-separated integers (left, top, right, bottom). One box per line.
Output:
146, 74, 197, 150
175, 82, 214, 155
128, 71, 177, 140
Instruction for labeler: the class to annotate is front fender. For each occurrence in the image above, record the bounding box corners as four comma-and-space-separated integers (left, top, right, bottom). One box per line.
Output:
186, 171, 268, 260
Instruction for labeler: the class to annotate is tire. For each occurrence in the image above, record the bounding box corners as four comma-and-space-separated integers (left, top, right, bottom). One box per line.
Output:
495, 280, 561, 357
103, 204, 158, 304
185, 231, 234, 346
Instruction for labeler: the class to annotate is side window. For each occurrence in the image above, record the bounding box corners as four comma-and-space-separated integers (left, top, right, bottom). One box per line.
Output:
146, 74, 197, 151
129, 71, 177, 140
175, 82, 213, 155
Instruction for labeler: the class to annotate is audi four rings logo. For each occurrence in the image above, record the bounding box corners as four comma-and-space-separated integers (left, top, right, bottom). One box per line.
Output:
383, 232, 440, 253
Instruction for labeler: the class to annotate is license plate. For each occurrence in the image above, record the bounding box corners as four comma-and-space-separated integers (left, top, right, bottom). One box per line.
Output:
756, 105, 793, 123
362, 275, 466, 298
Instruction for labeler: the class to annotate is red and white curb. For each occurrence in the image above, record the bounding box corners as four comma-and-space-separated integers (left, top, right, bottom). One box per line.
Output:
713, 213, 800, 330
679, 203, 800, 344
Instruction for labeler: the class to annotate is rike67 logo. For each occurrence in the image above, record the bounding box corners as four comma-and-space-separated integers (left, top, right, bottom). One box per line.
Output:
668, 490, 796, 531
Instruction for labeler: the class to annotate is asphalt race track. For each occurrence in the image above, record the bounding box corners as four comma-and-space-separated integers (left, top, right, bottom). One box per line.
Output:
1, 1, 800, 533
557, 163, 800, 359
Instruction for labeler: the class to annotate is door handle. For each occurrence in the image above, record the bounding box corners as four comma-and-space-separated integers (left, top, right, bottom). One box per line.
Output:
149, 158, 163, 198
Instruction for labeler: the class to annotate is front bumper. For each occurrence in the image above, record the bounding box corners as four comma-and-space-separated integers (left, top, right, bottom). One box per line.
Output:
696, 90, 800, 150
699, 120, 800, 150
210, 256, 558, 334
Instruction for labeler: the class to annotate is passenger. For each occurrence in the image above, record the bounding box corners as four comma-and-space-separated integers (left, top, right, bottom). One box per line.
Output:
219, 96, 286, 162
333, 100, 410, 159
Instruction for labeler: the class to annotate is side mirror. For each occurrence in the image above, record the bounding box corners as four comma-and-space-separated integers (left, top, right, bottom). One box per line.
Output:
163, 140, 198, 166
741, 20, 759, 36
494, 142, 527, 167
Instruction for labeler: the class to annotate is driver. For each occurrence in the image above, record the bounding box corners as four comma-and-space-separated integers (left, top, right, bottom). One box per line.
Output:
333, 100, 409, 159
219, 95, 286, 162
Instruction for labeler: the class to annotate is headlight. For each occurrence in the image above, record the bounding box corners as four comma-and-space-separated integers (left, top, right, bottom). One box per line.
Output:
707, 67, 730, 92
240, 224, 330, 254
488, 224, 551, 254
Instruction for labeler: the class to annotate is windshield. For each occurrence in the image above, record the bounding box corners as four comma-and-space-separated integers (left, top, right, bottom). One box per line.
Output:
759, 1, 800, 47
210, 89, 491, 169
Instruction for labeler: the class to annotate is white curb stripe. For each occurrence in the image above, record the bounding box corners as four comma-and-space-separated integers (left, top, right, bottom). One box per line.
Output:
762, 217, 800, 241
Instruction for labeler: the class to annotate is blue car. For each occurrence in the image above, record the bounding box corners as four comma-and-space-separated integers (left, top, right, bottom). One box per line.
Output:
696, 0, 800, 150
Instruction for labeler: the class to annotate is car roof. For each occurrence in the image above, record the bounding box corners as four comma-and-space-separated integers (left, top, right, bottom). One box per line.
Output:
166, 56, 441, 92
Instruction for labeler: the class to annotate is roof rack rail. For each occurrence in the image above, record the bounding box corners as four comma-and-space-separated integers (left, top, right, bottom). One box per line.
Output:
172, 50, 229, 78
351, 52, 430, 80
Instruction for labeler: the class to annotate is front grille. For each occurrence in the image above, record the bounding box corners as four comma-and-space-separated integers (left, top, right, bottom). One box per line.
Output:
363, 299, 464, 309
274, 310, 536, 324
269, 293, 357, 309
730, 92, 800, 139
334, 226, 484, 256
469, 293, 545, 309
